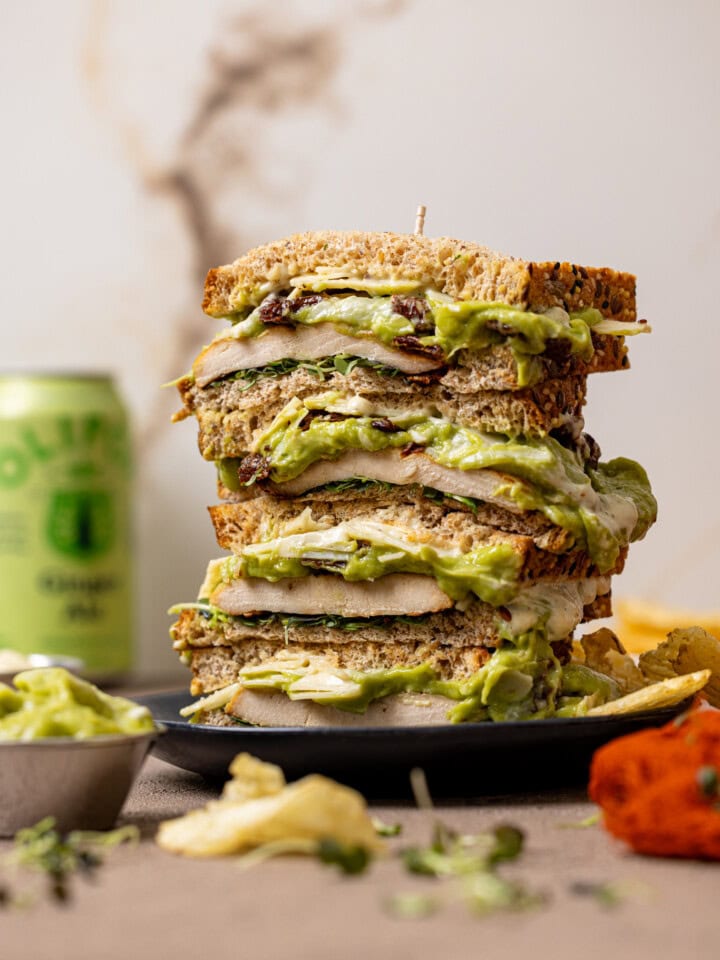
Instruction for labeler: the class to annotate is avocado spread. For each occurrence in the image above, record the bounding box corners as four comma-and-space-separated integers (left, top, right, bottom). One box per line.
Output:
226, 289, 642, 388
237, 630, 618, 722
225, 396, 655, 572
212, 519, 524, 606
0, 668, 155, 740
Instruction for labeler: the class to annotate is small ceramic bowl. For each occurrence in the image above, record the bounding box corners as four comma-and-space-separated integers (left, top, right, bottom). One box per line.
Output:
0, 727, 162, 836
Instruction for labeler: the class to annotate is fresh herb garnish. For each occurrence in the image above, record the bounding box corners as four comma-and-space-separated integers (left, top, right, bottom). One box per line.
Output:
3, 817, 139, 907
421, 486, 481, 514
313, 477, 397, 495
227, 355, 405, 391
232, 837, 373, 876
170, 602, 430, 633
558, 810, 601, 829
488, 825, 525, 864
317, 838, 372, 875
463, 871, 545, 915
384, 892, 440, 919
395, 769, 544, 918
697, 765, 719, 799
401, 824, 526, 878
570, 879, 652, 909
372, 817, 403, 837
314, 478, 483, 515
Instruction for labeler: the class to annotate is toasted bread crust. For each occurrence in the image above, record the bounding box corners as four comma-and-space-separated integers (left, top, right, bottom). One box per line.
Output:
203, 231, 636, 322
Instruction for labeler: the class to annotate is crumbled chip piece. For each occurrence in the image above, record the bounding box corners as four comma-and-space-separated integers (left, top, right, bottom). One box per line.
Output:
581, 628, 646, 694
587, 670, 710, 716
618, 599, 720, 634
615, 599, 720, 654
570, 641, 586, 664
639, 627, 720, 709
222, 753, 286, 803
156, 753, 383, 858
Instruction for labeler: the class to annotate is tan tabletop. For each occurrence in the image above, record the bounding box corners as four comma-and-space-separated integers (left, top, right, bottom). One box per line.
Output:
1, 753, 718, 960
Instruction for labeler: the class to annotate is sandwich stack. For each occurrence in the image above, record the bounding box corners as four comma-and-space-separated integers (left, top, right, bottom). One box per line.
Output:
170, 231, 656, 726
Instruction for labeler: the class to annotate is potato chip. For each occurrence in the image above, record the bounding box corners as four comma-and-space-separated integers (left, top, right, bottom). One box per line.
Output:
586, 669, 710, 717
570, 640, 586, 664
616, 597, 720, 634
615, 598, 720, 653
156, 753, 383, 858
222, 753, 286, 804
639, 627, 720, 709
612, 624, 666, 655
580, 628, 646, 694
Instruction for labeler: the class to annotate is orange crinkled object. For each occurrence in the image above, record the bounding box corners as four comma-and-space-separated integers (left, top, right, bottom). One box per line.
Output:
589, 707, 720, 860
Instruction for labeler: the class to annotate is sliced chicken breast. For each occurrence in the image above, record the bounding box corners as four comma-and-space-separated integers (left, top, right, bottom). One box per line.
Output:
193, 323, 442, 386
228, 689, 454, 727
275, 448, 527, 510
210, 573, 454, 617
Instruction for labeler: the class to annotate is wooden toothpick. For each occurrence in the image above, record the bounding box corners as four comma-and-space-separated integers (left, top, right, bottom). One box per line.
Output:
414, 204, 427, 236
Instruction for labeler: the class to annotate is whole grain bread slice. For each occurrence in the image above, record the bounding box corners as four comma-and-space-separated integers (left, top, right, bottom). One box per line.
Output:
218, 478, 563, 542
176, 366, 587, 458
203, 231, 636, 322
209, 496, 575, 551
208, 500, 625, 585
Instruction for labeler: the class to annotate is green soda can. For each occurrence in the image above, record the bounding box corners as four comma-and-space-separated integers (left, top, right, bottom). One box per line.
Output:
0, 374, 133, 678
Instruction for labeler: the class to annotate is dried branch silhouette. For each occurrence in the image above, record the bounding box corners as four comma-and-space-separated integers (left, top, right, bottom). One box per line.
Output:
81, 2, 408, 445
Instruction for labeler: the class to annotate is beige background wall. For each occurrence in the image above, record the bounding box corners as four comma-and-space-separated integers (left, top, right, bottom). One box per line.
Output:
2, 0, 719, 676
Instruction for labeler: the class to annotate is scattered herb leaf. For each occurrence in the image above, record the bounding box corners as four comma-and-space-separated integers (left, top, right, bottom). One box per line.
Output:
372, 817, 402, 837
384, 892, 441, 919
4, 817, 139, 907
558, 810, 601, 829
462, 871, 546, 915
570, 879, 653, 909
395, 769, 541, 920
488, 825, 525, 864
317, 838, 372, 876
570, 880, 624, 909
697, 765, 719, 799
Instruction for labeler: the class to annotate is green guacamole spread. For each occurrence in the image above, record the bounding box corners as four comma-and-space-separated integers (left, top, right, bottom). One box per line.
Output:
224, 397, 656, 572
0, 668, 155, 740
227, 290, 641, 388
237, 631, 619, 722
214, 531, 524, 606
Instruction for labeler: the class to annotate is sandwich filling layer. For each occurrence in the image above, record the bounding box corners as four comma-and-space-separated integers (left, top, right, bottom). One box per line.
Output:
179, 363, 588, 447
180, 630, 617, 724
175, 576, 613, 723
218, 394, 655, 572
199, 499, 625, 609
176, 577, 610, 650
208, 286, 644, 388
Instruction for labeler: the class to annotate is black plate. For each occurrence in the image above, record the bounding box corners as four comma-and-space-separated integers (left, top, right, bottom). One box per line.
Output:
136, 690, 687, 799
